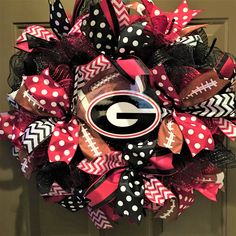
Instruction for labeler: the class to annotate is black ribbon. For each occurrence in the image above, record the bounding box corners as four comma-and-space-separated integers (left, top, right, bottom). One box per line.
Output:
48, 0, 72, 38
115, 170, 145, 222
36, 161, 90, 194
36, 162, 71, 194
59, 188, 90, 212
81, 2, 118, 56
114, 140, 156, 222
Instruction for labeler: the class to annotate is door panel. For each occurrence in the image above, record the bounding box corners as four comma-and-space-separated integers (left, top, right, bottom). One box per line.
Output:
0, 0, 236, 235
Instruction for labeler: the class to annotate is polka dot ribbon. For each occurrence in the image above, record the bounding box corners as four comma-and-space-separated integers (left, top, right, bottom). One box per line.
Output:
48, 118, 80, 164
49, 0, 72, 38
0, 112, 24, 147
123, 140, 156, 169
22, 68, 70, 119
165, 0, 202, 41
117, 21, 156, 60
173, 111, 215, 157
17, 68, 81, 163
83, 150, 176, 223
150, 63, 181, 107
59, 189, 89, 212
115, 170, 145, 222
0, 113, 15, 141
16, 12, 85, 52
81, 2, 118, 55
138, 0, 202, 42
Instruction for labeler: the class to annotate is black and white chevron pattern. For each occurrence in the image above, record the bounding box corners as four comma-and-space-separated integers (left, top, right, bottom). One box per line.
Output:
187, 93, 236, 118
176, 35, 203, 47
22, 119, 55, 154
7, 94, 19, 109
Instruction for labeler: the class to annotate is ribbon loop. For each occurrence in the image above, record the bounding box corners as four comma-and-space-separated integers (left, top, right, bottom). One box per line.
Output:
115, 170, 145, 222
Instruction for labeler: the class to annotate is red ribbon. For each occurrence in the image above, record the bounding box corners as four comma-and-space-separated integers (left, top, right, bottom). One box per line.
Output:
48, 117, 80, 164
23, 68, 70, 119
173, 111, 215, 157
16, 19, 85, 52
78, 152, 176, 208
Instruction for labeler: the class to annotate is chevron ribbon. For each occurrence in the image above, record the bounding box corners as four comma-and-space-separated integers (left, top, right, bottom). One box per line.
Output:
22, 118, 55, 154
213, 118, 236, 141
144, 177, 175, 206
187, 93, 236, 118
69, 14, 88, 35
111, 0, 130, 30
87, 207, 113, 229
7, 95, 19, 109
78, 152, 125, 175
77, 55, 112, 81
71, 67, 85, 115
16, 25, 57, 43
83, 152, 175, 223
16, 25, 57, 52
41, 183, 72, 197
175, 35, 203, 47
12, 146, 20, 157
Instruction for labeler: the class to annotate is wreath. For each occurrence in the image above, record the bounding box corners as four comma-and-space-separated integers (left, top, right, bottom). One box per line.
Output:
1, 0, 236, 229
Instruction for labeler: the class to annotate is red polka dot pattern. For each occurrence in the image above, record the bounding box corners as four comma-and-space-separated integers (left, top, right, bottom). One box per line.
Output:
24, 68, 70, 119
48, 118, 80, 164
151, 64, 181, 107
165, 0, 201, 41
175, 188, 194, 216
0, 113, 15, 141
173, 111, 215, 157
140, 0, 163, 19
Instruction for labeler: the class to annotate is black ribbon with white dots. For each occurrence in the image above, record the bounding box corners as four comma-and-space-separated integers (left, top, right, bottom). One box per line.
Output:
114, 140, 156, 222
117, 22, 155, 61
59, 189, 89, 212
81, 2, 118, 55
115, 170, 145, 223
49, 0, 72, 38
123, 140, 156, 169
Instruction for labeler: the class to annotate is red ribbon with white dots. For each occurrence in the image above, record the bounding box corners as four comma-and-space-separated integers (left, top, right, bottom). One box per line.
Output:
173, 111, 215, 157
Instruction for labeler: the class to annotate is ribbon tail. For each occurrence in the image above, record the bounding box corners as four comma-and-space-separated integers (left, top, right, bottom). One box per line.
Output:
87, 206, 113, 229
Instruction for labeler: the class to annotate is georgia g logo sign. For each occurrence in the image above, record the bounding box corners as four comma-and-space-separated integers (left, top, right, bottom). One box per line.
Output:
86, 90, 161, 139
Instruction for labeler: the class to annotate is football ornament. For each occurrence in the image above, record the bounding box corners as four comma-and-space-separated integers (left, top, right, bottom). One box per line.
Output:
0, 0, 236, 230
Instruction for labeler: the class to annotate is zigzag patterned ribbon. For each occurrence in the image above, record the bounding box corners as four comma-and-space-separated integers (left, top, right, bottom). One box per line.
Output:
16, 9, 85, 52
22, 118, 55, 154
87, 206, 113, 229
187, 93, 235, 118
175, 35, 203, 47
13, 69, 81, 163
213, 118, 236, 141
79, 152, 176, 222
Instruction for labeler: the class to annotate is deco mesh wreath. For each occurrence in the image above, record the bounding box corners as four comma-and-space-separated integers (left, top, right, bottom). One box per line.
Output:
1, 0, 236, 229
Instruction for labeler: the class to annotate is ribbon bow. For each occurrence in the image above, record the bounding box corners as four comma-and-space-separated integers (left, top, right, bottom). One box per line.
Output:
78, 142, 176, 222
7, 68, 81, 164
